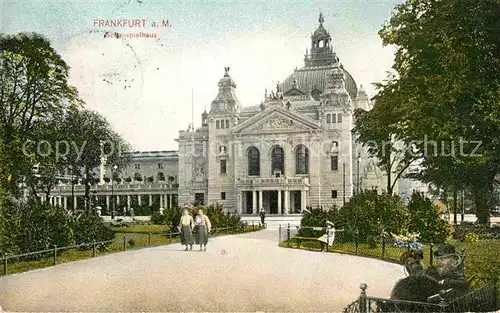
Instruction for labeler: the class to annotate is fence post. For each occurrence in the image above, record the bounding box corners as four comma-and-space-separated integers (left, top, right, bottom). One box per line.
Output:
381, 234, 386, 258
3, 254, 7, 276
359, 283, 368, 313
326, 231, 330, 252
122, 236, 126, 251
438, 289, 449, 312
148, 233, 151, 246
53, 245, 57, 265
169, 232, 172, 244
252, 221, 255, 231
355, 230, 359, 255
92, 241, 96, 257
279, 225, 282, 242
287, 223, 291, 241
430, 243, 434, 266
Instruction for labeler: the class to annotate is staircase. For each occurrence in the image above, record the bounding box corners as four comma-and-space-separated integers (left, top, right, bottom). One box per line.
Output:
241, 214, 302, 229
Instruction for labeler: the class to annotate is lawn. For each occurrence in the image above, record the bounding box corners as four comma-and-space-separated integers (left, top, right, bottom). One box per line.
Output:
1, 225, 260, 276
279, 239, 432, 265
109, 224, 170, 233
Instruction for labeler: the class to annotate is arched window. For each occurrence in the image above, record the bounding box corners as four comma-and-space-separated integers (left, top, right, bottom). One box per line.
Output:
295, 145, 309, 174
271, 146, 285, 175
247, 147, 260, 176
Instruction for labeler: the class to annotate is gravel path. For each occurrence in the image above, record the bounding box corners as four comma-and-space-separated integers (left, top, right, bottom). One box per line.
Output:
0, 230, 405, 312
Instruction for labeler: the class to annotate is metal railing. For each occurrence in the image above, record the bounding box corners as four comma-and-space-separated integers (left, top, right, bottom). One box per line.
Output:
343, 281, 498, 312
278, 225, 436, 265
1, 223, 261, 276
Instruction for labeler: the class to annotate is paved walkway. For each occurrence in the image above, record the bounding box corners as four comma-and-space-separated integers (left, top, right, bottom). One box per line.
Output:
0, 230, 405, 312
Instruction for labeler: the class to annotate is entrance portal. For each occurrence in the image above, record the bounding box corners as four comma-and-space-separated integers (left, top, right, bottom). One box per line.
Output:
194, 193, 204, 206
269, 191, 278, 214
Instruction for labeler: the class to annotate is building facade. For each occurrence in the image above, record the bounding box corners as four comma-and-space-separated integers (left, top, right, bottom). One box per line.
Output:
176, 13, 388, 214
51, 14, 397, 215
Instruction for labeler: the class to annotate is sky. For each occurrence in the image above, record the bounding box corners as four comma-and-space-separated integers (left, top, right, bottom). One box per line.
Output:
3, 0, 401, 151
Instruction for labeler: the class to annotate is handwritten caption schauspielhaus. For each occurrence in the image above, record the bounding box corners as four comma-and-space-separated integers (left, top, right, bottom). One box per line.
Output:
93, 18, 169, 28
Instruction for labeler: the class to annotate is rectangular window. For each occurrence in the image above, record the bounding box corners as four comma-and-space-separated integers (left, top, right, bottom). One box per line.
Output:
326, 114, 331, 123
332, 113, 337, 123
226, 120, 229, 128
220, 160, 227, 174
158, 163, 163, 169
337, 113, 342, 123
331, 190, 338, 198
331, 155, 338, 171
134, 164, 141, 170
221, 192, 226, 200
220, 120, 225, 129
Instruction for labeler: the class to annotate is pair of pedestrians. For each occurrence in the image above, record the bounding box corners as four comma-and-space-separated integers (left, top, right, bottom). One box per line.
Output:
178, 207, 211, 251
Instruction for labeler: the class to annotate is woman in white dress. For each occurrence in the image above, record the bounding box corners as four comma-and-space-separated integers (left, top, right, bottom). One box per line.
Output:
318, 221, 335, 252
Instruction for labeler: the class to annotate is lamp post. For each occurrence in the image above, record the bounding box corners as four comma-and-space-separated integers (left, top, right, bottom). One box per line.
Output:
111, 165, 118, 219
357, 153, 360, 194
69, 165, 75, 210
343, 162, 346, 206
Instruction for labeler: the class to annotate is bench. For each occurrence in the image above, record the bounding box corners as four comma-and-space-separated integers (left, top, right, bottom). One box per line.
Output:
289, 236, 324, 249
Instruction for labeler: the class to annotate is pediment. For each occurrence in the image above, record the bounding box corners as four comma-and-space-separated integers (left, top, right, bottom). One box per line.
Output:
284, 87, 306, 96
233, 107, 321, 134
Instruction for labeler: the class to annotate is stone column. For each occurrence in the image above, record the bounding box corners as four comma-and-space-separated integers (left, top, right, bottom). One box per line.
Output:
284, 190, 290, 214
116, 195, 120, 205
74, 197, 77, 209
127, 195, 131, 209
149, 194, 152, 206
138, 195, 141, 206
106, 196, 110, 210
64, 197, 67, 210
278, 190, 282, 214
169, 194, 173, 208
301, 189, 306, 212
252, 191, 257, 214
258, 190, 263, 212
160, 195, 164, 208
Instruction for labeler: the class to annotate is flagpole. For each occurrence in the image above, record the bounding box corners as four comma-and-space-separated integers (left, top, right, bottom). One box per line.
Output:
191, 89, 194, 129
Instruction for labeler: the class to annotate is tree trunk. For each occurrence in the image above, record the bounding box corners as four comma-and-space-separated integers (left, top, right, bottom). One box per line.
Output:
471, 185, 492, 225
453, 189, 458, 225
84, 166, 91, 211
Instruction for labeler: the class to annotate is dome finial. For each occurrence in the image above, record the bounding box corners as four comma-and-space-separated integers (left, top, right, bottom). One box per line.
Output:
319, 11, 324, 25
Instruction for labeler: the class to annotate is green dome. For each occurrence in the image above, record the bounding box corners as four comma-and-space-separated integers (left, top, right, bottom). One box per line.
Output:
281, 64, 358, 99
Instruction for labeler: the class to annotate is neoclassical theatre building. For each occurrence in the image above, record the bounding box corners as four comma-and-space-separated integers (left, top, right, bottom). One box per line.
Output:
52, 14, 391, 216
176, 13, 388, 214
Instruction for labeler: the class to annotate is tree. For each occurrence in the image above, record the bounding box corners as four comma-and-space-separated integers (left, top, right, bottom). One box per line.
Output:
62, 107, 131, 210
375, 0, 500, 224
0, 33, 83, 196
353, 94, 417, 195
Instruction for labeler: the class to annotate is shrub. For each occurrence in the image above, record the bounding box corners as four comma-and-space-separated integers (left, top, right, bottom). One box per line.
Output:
464, 232, 479, 243
453, 222, 500, 241
16, 201, 75, 253
0, 190, 20, 255
407, 191, 453, 243
133, 204, 153, 216
299, 206, 338, 237
150, 210, 169, 225
72, 211, 115, 245
197, 203, 241, 228
336, 190, 409, 243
